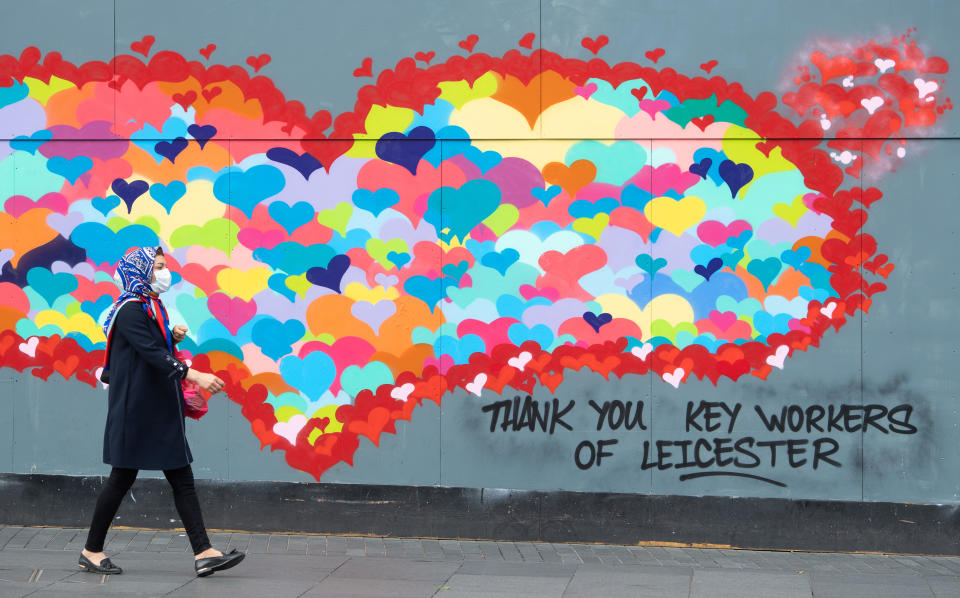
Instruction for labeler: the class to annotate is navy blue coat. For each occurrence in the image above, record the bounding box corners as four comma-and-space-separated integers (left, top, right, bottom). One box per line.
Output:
102, 301, 193, 470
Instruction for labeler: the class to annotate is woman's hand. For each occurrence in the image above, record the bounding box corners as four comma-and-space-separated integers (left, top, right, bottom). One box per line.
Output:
172, 325, 188, 343
186, 369, 225, 394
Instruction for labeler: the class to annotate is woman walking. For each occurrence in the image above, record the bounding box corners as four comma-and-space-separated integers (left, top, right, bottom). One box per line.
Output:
78, 246, 245, 577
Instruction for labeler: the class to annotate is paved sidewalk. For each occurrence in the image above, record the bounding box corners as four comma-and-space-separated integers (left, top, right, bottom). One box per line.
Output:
1, 526, 959, 597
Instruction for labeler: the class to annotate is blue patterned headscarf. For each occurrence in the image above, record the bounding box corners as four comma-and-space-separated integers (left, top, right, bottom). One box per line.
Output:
101, 246, 159, 337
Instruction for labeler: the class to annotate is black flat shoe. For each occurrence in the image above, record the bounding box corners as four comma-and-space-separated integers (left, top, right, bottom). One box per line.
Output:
195, 548, 245, 577
78, 553, 123, 575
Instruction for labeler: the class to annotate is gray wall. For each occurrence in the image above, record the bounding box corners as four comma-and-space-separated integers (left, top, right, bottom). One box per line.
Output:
1, 0, 958, 506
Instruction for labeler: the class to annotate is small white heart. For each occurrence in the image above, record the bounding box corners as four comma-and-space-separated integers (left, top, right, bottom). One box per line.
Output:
765, 345, 790, 370
631, 343, 653, 361
390, 382, 415, 401
272, 414, 308, 446
507, 351, 533, 371
18, 336, 39, 358
820, 118, 831, 131
842, 75, 855, 88
861, 96, 884, 115
662, 368, 684, 389
465, 373, 487, 397
820, 302, 837, 318
874, 58, 895, 73
914, 78, 938, 99
896, 147, 906, 158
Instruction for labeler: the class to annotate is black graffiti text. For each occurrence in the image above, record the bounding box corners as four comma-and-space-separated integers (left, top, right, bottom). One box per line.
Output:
481, 395, 575, 434
753, 404, 918, 435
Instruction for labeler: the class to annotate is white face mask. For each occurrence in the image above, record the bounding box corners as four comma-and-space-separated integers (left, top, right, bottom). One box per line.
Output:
152, 268, 172, 293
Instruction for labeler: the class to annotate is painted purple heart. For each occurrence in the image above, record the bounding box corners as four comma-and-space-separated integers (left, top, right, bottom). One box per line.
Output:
266, 147, 323, 180
155, 137, 188, 163
374, 272, 399, 287
583, 311, 613, 333
111, 178, 149, 213
694, 257, 724, 281
718, 159, 754, 198
350, 299, 397, 334
375, 126, 436, 175
306, 254, 351, 293
187, 124, 217, 149
689, 157, 712, 180
46, 211, 84, 237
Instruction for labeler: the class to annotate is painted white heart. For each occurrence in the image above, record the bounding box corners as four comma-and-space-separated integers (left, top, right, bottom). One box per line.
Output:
896, 147, 906, 158
842, 75, 855, 88
765, 345, 790, 370
273, 414, 308, 445
465, 373, 487, 397
914, 77, 938, 99
820, 302, 837, 318
874, 58, 895, 73
390, 382, 415, 401
861, 96, 884, 115
631, 343, 653, 361
662, 368, 684, 389
820, 117, 831, 131
507, 351, 533, 371
18, 336, 39, 358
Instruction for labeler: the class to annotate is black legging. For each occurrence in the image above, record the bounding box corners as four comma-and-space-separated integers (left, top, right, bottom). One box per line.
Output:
85, 465, 212, 555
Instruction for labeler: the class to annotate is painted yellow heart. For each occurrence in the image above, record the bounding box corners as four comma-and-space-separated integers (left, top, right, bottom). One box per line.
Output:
644, 196, 706, 237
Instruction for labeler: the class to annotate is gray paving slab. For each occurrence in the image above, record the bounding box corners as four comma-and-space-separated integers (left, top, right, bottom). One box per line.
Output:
442, 571, 572, 596
689, 569, 813, 598
562, 565, 694, 598
809, 571, 936, 598
329, 556, 460, 581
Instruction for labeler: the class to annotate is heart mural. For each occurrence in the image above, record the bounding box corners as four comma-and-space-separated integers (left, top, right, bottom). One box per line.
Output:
0, 31, 950, 479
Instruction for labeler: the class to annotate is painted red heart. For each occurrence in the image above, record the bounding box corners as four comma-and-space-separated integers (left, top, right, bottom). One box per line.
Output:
458, 34, 479, 53
201, 86, 221, 102
414, 51, 435, 64
519, 32, 535, 49
246, 53, 271, 73
130, 35, 155, 57
353, 57, 372, 77
581, 35, 609, 56
700, 59, 718, 74
645, 48, 666, 63
630, 87, 648, 102
171, 90, 197, 110
691, 115, 715, 131
199, 43, 217, 60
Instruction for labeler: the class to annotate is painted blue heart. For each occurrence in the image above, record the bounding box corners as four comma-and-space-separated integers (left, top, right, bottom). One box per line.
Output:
404, 275, 442, 312
425, 179, 501, 243
0, 81, 28, 109
798, 285, 830, 303
583, 311, 613, 333
649, 228, 663, 243
747, 257, 782, 291
635, 254, 667, 275
305, 254, 350, 293
752, 312, 792, 337
386, 251, 410, 270
187, 124, 217, 149
434, 333, 486, 365
441, 260, 469, 282
268, 272, 297, 302
531, 185, 562, 206
266, 147, 323, 180
155, 137, 188, 163
254, 242, 335, 276
352, 188, 399, 217
690, 244, 727, 267
462, 146, 502, 174
689, 157, 712, 180
268, 201, 315, 234
26, 267, 79, 307
111, 178, 149, 212
507, 323, 554, 351
694, 257, 724, 281
569, 197, 619, 219
251, 317, 306, 361
213, 164, 286, 218
47, 156, 93, 184
10, 130, 53, 154
718, 159, 754, 198
149, 181, 187, 213
70, 222, 159, 265
81, 295, 114, 320
780, 246, 812, 271
726, 229, 753, 250
279, 351, 335, 401
481, 248, 519, 275
91, 195, 121, 217
621, 184, 653, 211
375, 125, 436, 175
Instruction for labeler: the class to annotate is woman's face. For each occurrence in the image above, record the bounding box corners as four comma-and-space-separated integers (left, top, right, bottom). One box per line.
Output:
151, 254, 167, 283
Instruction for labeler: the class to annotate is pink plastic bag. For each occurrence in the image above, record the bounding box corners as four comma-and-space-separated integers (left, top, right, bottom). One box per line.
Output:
176, 350, 208, 420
